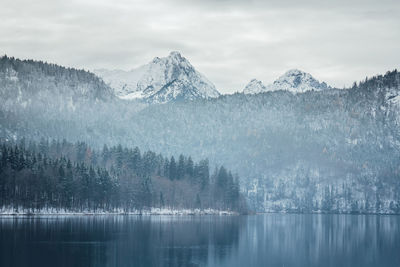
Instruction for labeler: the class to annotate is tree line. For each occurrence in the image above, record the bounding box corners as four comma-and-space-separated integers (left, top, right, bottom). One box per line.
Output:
0, 139, 246, 213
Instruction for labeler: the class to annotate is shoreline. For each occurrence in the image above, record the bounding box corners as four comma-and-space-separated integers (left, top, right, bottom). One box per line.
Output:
0, 207, 239, 216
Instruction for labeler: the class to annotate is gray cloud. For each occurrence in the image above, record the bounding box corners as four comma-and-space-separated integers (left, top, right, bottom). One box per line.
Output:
1, 0, 399, 93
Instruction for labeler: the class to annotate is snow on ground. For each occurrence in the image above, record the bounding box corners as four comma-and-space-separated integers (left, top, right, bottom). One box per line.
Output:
0, 207, 238, 216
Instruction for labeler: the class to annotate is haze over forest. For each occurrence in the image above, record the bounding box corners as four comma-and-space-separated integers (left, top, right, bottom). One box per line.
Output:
0, 52, 400, 214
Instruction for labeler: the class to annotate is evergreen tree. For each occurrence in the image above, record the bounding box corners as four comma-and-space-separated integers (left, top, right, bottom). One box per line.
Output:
169, 156, 177, 180
177, 154, 185, 180
186, 156, 194, 178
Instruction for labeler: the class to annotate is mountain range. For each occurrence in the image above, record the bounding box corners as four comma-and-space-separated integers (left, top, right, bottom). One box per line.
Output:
1, 53, 400, 214
95, 52, 334, 102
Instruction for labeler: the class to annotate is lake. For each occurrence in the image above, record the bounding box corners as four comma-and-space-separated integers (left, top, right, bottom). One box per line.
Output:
0, 214, 399, 267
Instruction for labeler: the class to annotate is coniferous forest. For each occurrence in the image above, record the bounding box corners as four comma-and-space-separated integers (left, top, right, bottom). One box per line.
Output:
1, 56, 400, 214
0, 139, 245, 213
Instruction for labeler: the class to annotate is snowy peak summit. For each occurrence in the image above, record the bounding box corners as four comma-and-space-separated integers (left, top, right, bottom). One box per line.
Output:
95, 51, 220, 104
267, 69, 331, 93
165, 51, 183, 61
243, 79, 267, 94
243, 69, 332, 95
151, 51, 187, 67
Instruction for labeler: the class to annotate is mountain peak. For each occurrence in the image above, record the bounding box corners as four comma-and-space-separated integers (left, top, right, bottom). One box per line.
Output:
277, 69, 314, 85
242, 69, 332, 95
243, 79, 267, 94
283, 69, 307, 75
267, 69, 331, 93
168, 51, 183, 59
152, 51, 184, 64
95, 52, 219, 103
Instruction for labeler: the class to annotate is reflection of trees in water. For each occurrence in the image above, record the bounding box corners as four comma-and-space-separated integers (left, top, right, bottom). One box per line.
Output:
3, 215, 398, 267
0, 215, 244, 267
0, 217, 110, 267
260, 214, 400, 266
110, 216, 243, 266
212, 214, 400, 267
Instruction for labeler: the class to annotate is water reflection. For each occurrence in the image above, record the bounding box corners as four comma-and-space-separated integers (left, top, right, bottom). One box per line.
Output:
0, 214, 399, 267
211, 214, 400, 267
0, 216, 242, 267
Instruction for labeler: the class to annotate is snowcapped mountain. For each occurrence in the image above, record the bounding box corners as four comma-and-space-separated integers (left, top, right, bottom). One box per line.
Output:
267, 69, 331, 93
243, 69, 332, 94
243, 79, 267, 94
95, 51, 220, 104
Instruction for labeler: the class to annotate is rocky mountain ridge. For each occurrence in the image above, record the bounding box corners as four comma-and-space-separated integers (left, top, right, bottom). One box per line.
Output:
95, 51, 220, 104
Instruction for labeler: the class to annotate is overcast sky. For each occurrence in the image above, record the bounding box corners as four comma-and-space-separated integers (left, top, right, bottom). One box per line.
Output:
1, 0, 399, 93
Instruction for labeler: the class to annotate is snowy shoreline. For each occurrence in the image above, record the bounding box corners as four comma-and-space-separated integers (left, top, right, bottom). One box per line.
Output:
259, 210, 400, 215
0, 207, 239, 216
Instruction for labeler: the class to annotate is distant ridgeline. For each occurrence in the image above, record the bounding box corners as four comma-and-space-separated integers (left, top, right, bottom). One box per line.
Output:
0, 55, 114, 101
0, 139, 245, 213
1, 55, 400, 214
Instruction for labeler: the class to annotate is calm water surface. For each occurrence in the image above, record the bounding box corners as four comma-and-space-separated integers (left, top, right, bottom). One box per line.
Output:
0, 214, 399, 267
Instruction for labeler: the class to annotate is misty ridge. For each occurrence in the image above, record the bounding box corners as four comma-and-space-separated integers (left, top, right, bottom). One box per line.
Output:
1, 53, 400, 214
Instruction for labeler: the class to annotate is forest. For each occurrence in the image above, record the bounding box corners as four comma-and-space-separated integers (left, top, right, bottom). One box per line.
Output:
0, 139, 245, 213
1, 56, 400, 214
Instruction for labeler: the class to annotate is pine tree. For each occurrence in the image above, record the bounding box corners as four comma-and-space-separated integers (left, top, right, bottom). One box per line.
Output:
177, 154, 185, 180
115, 144, 123, 170
186, 156, 194, 178
132, 147, 141, 173
169, 156, 177, 180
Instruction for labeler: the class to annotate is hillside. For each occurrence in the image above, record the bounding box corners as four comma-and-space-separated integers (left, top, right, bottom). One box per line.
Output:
1, 55, 399, 213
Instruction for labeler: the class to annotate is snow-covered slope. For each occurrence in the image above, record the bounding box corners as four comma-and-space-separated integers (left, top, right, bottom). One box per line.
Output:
243, 69, 332, 94
95, 51, 220, 103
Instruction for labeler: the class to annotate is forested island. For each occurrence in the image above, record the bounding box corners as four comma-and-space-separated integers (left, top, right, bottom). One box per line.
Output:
0, 139, 246, 214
